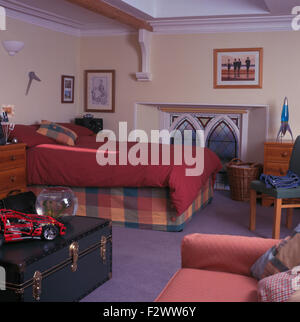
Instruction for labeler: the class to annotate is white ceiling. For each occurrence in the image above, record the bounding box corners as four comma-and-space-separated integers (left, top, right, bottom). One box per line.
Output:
0, 0, 299, 36
117, 0, 270, 18
107, 0, 300, 18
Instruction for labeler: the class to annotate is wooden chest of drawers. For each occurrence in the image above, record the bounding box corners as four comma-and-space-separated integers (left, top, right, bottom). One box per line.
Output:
0, 143, 27, 199
262, 140, 294, 206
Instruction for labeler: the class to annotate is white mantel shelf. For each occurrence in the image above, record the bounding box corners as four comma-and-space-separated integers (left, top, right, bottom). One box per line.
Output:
136, 102, 269, 109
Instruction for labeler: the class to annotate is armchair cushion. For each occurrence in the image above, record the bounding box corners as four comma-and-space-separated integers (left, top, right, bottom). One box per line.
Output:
155, 268, 258, 302
181, 233, 278, 276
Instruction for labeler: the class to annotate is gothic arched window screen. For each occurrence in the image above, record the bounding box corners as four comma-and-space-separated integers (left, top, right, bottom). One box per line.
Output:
177, 119, 196, 132
207, 120, 239, 164
170, 116, 203, 145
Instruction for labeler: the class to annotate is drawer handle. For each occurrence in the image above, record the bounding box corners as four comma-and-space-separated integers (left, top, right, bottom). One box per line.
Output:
281, 152, 288, 157
10, 176, 16, 183
10, 155, 16, 161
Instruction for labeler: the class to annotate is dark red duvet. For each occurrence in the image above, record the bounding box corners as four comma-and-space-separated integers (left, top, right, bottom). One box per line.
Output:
27, 137, 222, 216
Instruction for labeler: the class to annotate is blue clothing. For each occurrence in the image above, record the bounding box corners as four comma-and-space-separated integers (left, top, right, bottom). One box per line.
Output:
260, 170, 300, 189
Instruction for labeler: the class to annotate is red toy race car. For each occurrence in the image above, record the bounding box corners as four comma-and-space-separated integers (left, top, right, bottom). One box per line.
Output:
0, 209, 66, 246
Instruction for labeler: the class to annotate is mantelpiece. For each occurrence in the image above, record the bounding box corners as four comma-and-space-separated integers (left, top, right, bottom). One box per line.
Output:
134, 102, 269, 163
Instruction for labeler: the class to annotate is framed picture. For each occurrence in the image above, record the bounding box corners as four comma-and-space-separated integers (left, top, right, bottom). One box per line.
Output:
61, 75, 75, 103
213, 48, 263, 89
84, 70, 115, 113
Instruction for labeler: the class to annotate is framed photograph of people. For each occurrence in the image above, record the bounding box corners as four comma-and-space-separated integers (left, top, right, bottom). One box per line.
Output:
61, 75, 75, 103
84, 70, 115, 113
213, 48, 263, 89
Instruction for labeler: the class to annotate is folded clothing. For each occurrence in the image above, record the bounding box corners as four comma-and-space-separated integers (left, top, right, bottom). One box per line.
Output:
260, 170, 300, 189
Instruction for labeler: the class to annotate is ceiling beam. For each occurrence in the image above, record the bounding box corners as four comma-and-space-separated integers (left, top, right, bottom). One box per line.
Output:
65, 0, 153, 31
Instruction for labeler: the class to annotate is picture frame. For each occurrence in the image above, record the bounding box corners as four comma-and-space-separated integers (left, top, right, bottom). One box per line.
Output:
213, 48, 263, 89
61, 75, 75, 103
84, 70, 115, 113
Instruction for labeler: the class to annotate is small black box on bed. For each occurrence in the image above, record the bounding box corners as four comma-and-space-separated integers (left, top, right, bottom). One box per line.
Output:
75, 118, 103, 134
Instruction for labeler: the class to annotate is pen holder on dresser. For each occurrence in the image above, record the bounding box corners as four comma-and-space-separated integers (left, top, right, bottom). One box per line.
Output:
0, 124, 5, 145
1, 105, 16, 145
0, 122, 15, 145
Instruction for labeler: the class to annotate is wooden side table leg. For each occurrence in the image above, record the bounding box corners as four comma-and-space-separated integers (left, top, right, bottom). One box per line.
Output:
286, 208, 293, 229
273, 199, 282, 239
249, 189, 257, 231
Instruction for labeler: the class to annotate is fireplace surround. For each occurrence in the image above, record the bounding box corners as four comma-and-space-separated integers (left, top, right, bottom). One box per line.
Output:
134, 102, 269, 162
134, 102, 269, 189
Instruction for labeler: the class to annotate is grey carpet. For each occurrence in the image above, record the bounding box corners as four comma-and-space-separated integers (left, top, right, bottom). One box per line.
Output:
81, 191, 300, 302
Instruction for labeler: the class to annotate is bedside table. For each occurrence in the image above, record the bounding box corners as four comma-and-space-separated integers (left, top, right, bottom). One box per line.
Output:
75, 118, 103, 134
262, 140, 294, 206
0, 143, 27, 199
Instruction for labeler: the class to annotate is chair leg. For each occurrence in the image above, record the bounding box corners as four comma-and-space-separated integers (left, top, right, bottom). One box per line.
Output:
286, 208, 293, 229
249, 189, 257, 231
273, 199, 282, 239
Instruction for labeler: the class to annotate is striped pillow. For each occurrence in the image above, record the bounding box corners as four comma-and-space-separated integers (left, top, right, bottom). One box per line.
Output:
258, 266, 300, 302
37, 121, 77, 146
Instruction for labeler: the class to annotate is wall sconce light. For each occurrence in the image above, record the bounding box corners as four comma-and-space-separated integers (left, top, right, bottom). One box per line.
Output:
2, 40, 24, 56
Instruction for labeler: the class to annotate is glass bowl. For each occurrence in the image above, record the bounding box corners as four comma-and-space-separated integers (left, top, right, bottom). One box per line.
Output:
35, 187, 78, 222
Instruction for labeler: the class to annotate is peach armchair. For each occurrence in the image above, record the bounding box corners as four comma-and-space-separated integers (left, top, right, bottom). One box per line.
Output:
155, 233, 278, 302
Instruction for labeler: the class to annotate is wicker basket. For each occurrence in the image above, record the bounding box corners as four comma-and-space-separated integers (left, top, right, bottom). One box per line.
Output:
226, 158, 262, 202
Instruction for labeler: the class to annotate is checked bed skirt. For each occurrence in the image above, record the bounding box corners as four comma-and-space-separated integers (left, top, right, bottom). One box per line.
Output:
29, 176, 214, 232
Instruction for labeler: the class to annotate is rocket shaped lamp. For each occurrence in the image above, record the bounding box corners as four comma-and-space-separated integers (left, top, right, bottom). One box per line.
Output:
276, 97, 294, 141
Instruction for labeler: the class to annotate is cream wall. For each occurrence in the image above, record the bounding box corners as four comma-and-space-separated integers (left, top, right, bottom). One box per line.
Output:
79, 34, 140, 133
0, 17, 80, 124
2, 16, 300, 151
79, 31, 300, 143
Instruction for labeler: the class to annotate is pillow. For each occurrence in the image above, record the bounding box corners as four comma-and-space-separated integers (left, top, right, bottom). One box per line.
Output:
37, 121, 78, 146
57, 123, 95, 137
258, 266, 300, 302
251, 223, 300, 280
9, 124, 56, 147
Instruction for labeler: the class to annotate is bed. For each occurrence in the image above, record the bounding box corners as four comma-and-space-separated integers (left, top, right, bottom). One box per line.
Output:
12, 123, 222, 231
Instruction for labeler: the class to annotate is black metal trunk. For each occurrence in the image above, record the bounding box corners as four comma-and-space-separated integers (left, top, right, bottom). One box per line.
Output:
0, 216, 112, 302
